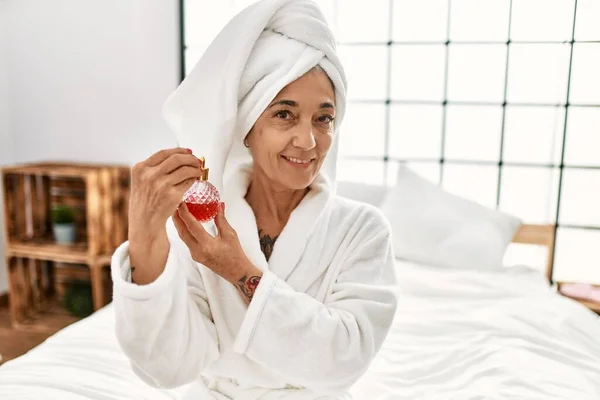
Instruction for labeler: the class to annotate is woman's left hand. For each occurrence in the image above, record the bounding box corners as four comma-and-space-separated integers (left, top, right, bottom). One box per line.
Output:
173, 202, 253, 284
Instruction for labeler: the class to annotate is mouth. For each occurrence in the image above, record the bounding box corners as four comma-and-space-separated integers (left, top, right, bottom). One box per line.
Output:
281, 155, 315, 168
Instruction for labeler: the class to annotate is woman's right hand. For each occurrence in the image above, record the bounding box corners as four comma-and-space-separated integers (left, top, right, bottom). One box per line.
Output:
127, 147, 203, 284
129, 147, 202, 235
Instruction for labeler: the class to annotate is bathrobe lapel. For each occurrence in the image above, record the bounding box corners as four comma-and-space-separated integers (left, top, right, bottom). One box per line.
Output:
222, 168, 269, 273
222, 166, 333, 290
266, 177, 332, 285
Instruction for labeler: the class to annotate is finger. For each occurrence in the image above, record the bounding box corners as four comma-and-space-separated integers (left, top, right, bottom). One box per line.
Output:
214, 203, 234, 237
177, 202, 214, 242
167, 165, 203, 186
146, 147, 192, 167
159, 153, 203, 175
174, 177, 198, 195
169, 177, 198, 209
172, 210, 197, 245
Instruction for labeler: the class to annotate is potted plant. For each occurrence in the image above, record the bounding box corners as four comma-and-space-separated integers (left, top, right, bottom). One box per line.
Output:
63, 281, 93, 318
52, 204, 76, 244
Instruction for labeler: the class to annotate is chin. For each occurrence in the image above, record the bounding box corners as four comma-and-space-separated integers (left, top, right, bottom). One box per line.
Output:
274, 156, 321, 190
272, 166, 317, 190
277, 174, 314, 190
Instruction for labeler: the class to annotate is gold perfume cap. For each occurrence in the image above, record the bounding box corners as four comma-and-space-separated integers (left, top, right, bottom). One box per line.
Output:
199, 167, 209, 181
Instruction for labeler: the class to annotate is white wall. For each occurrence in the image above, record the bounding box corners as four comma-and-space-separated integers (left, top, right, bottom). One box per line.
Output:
6, 0, 180, 165
0, 1, 15, 294
0, 0, 181, 294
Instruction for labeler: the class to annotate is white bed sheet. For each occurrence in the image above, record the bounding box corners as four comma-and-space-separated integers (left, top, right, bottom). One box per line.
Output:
1, 262, 599, 399
351, 261, 600, 400
0, 305, 190, 400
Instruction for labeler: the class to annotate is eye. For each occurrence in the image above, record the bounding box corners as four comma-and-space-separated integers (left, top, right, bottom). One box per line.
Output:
317, 114, 335, 123
275, 110, 293, 119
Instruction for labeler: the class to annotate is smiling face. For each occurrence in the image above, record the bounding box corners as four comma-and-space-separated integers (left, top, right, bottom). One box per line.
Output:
245, 67, 336, 191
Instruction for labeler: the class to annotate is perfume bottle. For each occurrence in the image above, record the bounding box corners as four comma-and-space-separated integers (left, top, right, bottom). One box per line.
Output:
183, 157, 221, 222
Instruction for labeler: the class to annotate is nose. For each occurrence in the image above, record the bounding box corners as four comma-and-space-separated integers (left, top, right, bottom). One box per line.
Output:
291, 119, 316, 150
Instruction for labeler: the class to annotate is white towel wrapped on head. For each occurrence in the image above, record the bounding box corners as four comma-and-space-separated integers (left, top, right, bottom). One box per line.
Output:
162, 0, 348, 193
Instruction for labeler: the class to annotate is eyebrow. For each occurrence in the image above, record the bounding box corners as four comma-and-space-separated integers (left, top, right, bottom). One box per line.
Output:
269, 100, 298, 108
268, 99, 336, 110
319, 102, 335, 110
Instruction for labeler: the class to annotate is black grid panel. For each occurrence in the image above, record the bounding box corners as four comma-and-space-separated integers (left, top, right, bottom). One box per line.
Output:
180, 0, 600, 283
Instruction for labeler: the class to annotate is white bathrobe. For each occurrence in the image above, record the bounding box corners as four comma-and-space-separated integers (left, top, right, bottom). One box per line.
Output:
111, 0, 397, 398
111, 165, 397, 399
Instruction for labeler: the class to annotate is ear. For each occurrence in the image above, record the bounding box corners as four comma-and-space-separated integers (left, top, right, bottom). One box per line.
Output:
243, 131, 252, 148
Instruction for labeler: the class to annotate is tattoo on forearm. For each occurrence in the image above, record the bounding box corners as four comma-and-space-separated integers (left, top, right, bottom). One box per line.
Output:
258, 229, 278, 261
237, 275, 261, 302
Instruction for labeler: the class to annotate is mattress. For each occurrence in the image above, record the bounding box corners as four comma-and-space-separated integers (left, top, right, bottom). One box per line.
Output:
1, 261, 599, 399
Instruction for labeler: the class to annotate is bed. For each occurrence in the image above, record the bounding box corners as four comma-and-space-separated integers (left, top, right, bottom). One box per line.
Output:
351, 258, 600, 399
1, 178, 600, 399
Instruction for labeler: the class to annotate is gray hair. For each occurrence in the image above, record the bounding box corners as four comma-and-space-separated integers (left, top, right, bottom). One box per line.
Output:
310, 64, 335, 91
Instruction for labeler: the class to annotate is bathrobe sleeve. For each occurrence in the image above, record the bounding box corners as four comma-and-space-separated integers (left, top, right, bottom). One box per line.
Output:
110, 218, 220, 389
232, 206, 398, 395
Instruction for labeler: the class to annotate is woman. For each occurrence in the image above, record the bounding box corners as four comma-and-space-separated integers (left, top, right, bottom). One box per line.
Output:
111, 0, 397, 399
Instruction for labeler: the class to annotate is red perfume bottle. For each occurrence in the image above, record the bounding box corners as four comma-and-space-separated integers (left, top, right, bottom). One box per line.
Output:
183, 157, 221, 222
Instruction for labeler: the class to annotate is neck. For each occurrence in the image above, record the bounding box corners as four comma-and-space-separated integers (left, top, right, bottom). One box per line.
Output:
245, 168, 308, 228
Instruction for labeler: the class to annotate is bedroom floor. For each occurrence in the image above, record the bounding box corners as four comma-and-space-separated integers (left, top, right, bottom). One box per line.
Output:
0, 305, 72, 364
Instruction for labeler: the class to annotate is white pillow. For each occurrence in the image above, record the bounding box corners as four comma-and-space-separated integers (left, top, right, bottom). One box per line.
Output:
381, 165, 522, 270
336, 181, 388, 207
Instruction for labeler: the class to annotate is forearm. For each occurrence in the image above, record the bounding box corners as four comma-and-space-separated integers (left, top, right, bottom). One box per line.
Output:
232, 221, 398, 394
233, 270, 396, 394
229, 263, 263, 304
128, 225, 170, 285
111, 236, 220, 388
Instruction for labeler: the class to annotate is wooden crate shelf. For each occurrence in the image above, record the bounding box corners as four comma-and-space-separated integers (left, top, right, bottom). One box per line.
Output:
6, 239, 111, 265
2, 162, 130, 329
11, 296, 81, 334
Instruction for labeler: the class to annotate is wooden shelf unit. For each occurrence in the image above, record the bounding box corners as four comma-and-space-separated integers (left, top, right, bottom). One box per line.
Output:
10, 296, 81, 334
2, 162, 130, 328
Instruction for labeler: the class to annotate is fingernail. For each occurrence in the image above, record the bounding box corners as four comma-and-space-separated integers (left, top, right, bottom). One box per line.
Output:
186, 148, 193, 154
221, 202, 225, 213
